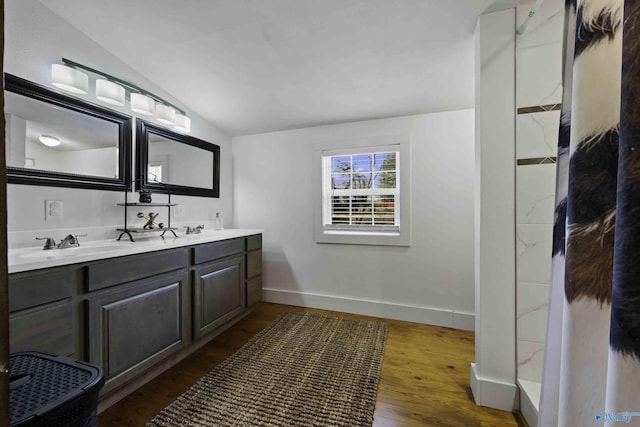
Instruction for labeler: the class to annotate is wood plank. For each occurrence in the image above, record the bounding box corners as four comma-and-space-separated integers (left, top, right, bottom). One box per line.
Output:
98, 302, 520, 427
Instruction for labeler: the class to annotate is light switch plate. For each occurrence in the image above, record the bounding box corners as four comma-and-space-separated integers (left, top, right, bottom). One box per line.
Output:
45, 200, 63, 221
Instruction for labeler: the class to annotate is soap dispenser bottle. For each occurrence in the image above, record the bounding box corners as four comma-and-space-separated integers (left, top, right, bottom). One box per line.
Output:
214, 212, 224, 230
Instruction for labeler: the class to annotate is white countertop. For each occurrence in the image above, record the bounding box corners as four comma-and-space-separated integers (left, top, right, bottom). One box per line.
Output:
8, 229, 262, 274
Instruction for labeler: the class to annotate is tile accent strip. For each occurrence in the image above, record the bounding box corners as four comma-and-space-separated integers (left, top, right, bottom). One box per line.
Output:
517, 104, 562, 114
517, 157, 557, 166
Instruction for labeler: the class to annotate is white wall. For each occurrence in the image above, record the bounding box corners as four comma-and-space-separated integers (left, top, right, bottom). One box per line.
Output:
233, 110, 475, 328
470, 8, 517, 413
4, 0, 232, 247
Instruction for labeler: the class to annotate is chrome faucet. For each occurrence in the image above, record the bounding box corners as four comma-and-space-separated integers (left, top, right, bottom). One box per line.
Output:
37, 234, 87, 250
35, 237, 57, 250
184, 225, 204, 235
57, 234, 87, 249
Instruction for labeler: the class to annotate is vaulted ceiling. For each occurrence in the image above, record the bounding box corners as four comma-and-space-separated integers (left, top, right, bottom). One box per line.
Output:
39, 0, 522, 136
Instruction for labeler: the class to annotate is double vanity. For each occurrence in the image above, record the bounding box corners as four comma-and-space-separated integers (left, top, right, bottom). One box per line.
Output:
8, 230, 263, 409
3, 67, 252, 409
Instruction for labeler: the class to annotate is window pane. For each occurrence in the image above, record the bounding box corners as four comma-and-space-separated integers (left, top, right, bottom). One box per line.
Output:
331, 196, 350, 224
351, 172, 372, 189
332, 173, 350, 189
323, 149, 401, 230
374, 195, 395, 225
332, 156, 351, 173
148, 165, 162, 182
352, 154, 372, 172
352, 195, 372, 224
374, 172, 396, 189
374, 152, 396, 171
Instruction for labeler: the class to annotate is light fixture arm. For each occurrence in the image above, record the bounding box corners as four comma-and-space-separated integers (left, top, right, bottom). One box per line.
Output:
61, 58, 186, 115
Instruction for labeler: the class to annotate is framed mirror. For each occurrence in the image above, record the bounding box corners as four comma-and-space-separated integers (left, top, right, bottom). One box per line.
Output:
4, 73, 132, 191
136, 120, 220, 197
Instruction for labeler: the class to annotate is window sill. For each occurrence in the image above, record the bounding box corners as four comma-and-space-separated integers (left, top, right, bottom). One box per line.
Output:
316, 230, 410, 247
323, 230, 400, 237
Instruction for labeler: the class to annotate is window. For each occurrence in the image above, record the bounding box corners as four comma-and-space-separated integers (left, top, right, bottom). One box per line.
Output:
323, 151, 399, 230
314, 135, 411, 246
148, 163, 162, 183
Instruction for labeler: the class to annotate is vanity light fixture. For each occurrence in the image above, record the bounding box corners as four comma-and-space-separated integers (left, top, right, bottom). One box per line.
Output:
155, 104, 176, 125
95, 79, 125, 106
131, 93, 156, 116
51, 58, 191, 132
174, 113, 192, 132
39, 134, 61, 147
51, 64, 88, 95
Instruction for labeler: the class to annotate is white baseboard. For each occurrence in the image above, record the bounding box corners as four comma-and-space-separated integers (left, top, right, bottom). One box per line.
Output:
263, 288, 474, 331
517, 379, 540, 427
470, 362, 518, 412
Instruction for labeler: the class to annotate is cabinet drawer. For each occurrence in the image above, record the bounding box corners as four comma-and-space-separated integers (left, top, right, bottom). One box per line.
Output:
247, 276, 262, 307
86, 248, 188, 291
193, 238, 244, 265
9, 268, 73, 312
247, 250, 262, 279
246, 234, 262, 251
10, 299, 74, 356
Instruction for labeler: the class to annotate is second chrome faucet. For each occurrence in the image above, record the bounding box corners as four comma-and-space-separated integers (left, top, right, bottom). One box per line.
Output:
36, 234, 87, 250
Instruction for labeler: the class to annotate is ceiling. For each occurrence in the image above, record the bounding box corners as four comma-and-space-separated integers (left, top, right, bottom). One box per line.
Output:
38, 0, 521, 136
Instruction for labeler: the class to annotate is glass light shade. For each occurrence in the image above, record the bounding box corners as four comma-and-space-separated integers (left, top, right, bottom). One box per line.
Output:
131, 93, 156, 116
51, 64, 88, 95
156, 104, 176, 125
174, 113, 191, 132
39, 134, 61, 147
95, 79, 125, 106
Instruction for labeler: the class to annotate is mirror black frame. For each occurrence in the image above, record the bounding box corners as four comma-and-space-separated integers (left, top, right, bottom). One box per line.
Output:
4, 73, 132, 191
136, 119, 220, 197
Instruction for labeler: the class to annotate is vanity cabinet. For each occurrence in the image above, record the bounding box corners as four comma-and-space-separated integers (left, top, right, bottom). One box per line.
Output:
8, 267, 77, 356
86, 269, 190, 393
8, 232, 262, 408
246, 234, 263, 307
192, 255, 245, 339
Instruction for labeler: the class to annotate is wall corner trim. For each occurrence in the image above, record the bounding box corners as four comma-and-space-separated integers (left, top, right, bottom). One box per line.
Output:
263, 288, 474, 331
470, 362, 519, 412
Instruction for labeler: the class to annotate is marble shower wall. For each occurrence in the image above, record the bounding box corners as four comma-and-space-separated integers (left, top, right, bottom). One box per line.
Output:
515, 0, 563, 384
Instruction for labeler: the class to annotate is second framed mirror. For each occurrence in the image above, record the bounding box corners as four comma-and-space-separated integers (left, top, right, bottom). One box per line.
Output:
136, 119, 220, 197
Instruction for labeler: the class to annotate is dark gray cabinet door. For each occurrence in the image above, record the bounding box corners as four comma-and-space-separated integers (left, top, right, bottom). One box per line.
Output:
246, 275, 262, 307
193, 255, 246, 339
10, 299, 74, 356
87, 269, 189, 392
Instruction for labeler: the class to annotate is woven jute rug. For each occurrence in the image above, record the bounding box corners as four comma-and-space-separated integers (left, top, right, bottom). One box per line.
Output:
147, 311, 387, 427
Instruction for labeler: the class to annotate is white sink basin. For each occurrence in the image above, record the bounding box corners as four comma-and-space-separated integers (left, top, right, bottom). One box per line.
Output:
19, 243, 132, 259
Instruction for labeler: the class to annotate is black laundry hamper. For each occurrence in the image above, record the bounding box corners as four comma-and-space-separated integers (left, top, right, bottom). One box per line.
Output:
9, 352, 104, 427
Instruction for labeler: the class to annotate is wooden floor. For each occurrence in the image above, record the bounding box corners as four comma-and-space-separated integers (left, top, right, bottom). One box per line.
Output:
99, 303, 522, 426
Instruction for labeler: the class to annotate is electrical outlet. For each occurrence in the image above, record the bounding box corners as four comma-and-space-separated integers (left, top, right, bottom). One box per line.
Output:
173, 205, 185, 217
45, 200, 63, 221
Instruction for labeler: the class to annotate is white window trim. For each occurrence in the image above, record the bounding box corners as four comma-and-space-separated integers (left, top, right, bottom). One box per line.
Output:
313, 134, 411, 246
